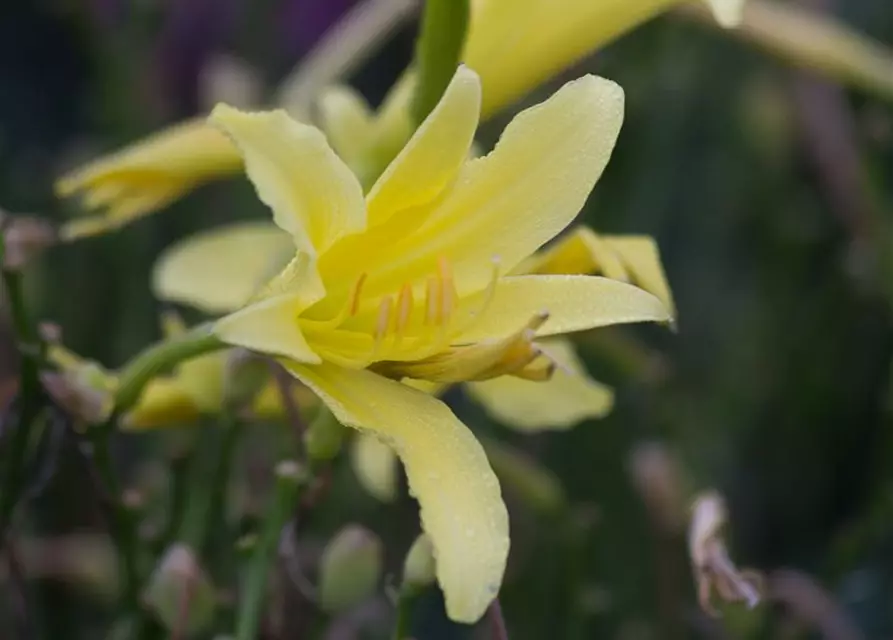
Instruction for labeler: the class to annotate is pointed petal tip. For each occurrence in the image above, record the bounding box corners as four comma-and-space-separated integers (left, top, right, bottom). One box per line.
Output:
705, 0, 745, 28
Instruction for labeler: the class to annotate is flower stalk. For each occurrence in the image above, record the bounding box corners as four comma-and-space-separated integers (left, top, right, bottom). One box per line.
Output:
410, 0, 469, 125
0, 229, 45, 536
234, 460, 307, 640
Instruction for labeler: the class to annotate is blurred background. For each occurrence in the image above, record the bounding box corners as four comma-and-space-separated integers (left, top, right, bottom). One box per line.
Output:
0, 0, 892, 638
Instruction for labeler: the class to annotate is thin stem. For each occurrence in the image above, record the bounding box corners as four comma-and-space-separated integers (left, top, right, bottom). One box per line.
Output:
112, 324, 225, 417
488, 598, 509, 640
88, 434, 143, 614
391, 588, 416, 640
410, 0, 469, 126
179, 414, 242, 556
234, 460, 306, 640
0, 234, 44, 537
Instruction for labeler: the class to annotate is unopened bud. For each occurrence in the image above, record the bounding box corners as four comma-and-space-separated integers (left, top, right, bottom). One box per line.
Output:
222, 349, 270, 411
629, 442, 685, 533
144, 544, 216, 637
402, 534, 436, 590
481, 437, 565, 514
41, 370, 114, 425
318, 524, 383, 613
2, 216, 57, 269
304, 408, 345, 463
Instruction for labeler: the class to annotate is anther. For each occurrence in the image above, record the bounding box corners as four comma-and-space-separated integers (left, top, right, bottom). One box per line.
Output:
425, 276, 441, 325
395, 283, 414, 335
437, 257, 455, 327
375, 296, 393, 342
348, 273, 368, 317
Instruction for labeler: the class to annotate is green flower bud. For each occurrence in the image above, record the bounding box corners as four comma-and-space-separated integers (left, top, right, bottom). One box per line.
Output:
144, 544, 216, 638
402, 534, 436, 590
304, 408, 346, 463
318, 524, 383, 613
222, 348, 270, 411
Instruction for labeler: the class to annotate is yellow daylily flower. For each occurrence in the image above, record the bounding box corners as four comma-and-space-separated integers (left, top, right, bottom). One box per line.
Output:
184, 67, 670, 622
56, 120, 243, 241
55, 0, 742, 232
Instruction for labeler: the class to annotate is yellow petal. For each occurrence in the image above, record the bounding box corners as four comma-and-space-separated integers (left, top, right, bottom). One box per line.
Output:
317, 85, 376, 171
602, 235, 676, 317
153, 221, 292, 313
517, 225, 629, 280
122, 377, 201, 429
520, 227, 676, 317
209, 105, 366, 256
350, 433, 400, 503
466, 338, 613, 430
460, 275, 672, 343
704, 0, 745, 28
214, 294, 322, 364
366, 66, 481, 226
284, 362, 508, 623
56, 119, 242, 235
465, 0, 741, 118
344, 74, 624, 300
175, 351, 228, 413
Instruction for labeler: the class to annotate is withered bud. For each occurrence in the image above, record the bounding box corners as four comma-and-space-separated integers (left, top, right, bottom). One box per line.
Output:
3, 216, 58, 269
689, 491, 762, 616
41, 371, 113, 425
144, 544, 217, 637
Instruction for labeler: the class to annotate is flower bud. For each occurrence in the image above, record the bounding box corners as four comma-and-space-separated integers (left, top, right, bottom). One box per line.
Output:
144, 544, 217, 637
402, 534, 436, 590
41, 369, 114, 425
318, 524, 383, 613
222, 348, 270, 411
304, 408, 345, 463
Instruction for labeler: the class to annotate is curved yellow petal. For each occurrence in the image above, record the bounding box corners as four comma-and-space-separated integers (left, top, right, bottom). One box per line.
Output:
705, 0, 745, 29
602, 235, 676, 317
466, 338, 613, 430
175, 351, 228, 413
317, 85, 375, 171
466, 0, 742, 118
520, 227, 676, 317
342, 74, 624, 300
350, 433, 400, 502
122, 377, 201, 429
459, 275, 672, 344
284, 362, 508, 623
215, 294, 322, 364
518, 226, 628, 280
153, 221, 292, 314
56, 119, 242, 236
209, 105, 366, 256
366, 66, 481, 226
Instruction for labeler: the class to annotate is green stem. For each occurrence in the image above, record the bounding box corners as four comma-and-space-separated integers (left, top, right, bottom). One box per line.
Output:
410, 0, 469, 126
179, 414, 242, 556
0, 237, 44, 536
113, 324, 225, 416
391, 588, 417, 640
89, 434, 143, 614
234, 460, 306, 640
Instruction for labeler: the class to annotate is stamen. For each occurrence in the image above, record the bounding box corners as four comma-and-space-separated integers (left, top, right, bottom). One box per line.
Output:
348, 273, 368, 316
425, 276, 441, 325
437, 256, 455, 327
375, 296, 394, 341
394, 283, 414, 335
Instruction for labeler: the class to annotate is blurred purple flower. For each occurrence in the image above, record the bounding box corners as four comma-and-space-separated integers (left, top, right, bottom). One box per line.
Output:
155, 0, 238, 115
280, 0, 357, 60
